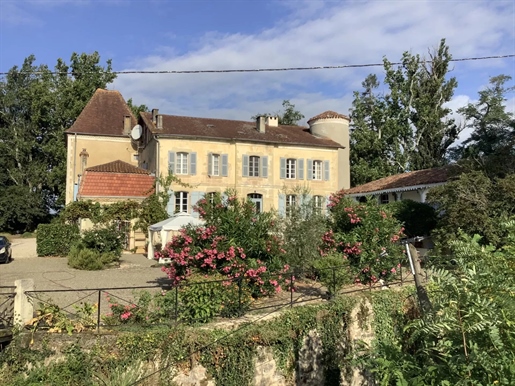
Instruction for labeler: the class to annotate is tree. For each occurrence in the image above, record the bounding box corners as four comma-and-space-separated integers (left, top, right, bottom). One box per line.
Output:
127, 98, 149, 119
453, 75, 515, 177
350, 39, 459, 186
0, 53, 115, 232
252, 99, 305, 125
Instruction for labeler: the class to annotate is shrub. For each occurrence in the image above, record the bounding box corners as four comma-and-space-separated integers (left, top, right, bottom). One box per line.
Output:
81, 225, 124, 256
68, 245, 119, 270
312, 253, 352, 297
36, 223, 80, 257
386, 199, 437, 237
325, 194, 405, 285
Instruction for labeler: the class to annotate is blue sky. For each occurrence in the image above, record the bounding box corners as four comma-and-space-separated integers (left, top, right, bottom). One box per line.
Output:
1, 0, 514, 143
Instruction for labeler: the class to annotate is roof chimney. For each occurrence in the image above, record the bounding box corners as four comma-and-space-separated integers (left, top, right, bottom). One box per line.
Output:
152, 108, 159, 124
156, 114, 163, 130
123, 115, 131, 135
266, 116, 278, 127
256, 116, 266, 133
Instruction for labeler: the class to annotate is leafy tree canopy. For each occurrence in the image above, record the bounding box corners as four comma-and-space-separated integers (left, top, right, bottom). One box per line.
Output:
0, 53, 116, 232
350, 39, 459, 186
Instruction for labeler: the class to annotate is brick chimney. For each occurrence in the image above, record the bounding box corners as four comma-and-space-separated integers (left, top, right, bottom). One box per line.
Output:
156, 114, 163, 130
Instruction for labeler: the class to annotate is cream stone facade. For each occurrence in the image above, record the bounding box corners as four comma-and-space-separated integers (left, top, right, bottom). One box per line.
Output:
136, 110, 351, 217
65, 134, 137, 204
65, 89, 351, 250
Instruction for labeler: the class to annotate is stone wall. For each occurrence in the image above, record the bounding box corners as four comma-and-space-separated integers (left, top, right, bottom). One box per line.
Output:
20, 299, 376, 386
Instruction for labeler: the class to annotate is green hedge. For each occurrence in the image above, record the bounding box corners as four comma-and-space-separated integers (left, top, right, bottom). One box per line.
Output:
36, 223, 80, 257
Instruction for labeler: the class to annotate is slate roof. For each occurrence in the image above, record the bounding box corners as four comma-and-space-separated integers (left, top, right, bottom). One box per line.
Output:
140, 113, 342, 148
66, 89, 136, 137
345, 166, 457, 196
307, 110, 350, 124
78, 160, 154, 198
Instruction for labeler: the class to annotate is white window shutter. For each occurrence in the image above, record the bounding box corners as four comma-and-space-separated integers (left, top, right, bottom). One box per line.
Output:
190, 152, 197, 175
261, 156, 268, 178
166, 189, 175, 216
324, 160, 330, 181
221, 154, 228, 177
242, 155, 249, 177
278, 194, 286, 216
168, 152, 175, 174
298, 159, 304, 180
280, 158, 286, 179
307, 159, 313, 180
190, 191, 203, 218
207, 153, 213, 176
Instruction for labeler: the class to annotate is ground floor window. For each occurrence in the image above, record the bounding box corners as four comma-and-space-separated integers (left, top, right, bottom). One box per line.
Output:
247, 193, 263, 213
313, 195, 323, 214
175, 191, 189, 213
286, 194, 297, 217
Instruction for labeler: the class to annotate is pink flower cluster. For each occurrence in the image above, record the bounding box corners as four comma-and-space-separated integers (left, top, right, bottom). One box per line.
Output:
155, 226, 289, 297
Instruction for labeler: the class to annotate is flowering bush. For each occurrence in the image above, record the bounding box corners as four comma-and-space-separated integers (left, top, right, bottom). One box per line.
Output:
156, 224, 291, 299
154, 191, 293, 301
324, 194, 405, 285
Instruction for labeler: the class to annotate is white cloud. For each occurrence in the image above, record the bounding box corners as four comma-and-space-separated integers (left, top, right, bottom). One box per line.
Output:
113, 0, 515, 124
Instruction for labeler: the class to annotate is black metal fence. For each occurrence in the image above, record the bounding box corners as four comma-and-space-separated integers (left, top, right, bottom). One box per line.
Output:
23, 264, 422, 332
0, 286, 15, 329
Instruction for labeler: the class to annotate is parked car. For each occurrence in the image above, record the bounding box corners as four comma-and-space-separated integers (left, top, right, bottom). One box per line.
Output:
0, 236, 12, 263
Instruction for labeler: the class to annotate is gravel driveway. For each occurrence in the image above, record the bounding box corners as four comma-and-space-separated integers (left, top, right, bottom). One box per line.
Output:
0, 238, 169, 319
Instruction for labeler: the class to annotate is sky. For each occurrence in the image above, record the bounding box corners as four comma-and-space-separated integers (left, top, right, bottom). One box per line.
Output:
1, 0, 515, 144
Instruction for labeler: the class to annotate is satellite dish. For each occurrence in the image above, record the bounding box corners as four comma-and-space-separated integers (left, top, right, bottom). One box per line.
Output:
131, 125, 142, 140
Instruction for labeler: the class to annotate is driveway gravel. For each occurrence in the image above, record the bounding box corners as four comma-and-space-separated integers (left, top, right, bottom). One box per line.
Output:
0, 238, 168, 318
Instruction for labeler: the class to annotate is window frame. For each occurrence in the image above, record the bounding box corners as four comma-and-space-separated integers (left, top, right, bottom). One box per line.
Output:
175, 191, 189, 213
380, 193, 389, 204
313, 195, 323, 214
286, 158, 296, 179
285, 194, 297, 217
176, 152, 189, 175
312, 160, 323, 180
247, 193, 263, 213
249, 155, 260, 177
210, 153, 220, 176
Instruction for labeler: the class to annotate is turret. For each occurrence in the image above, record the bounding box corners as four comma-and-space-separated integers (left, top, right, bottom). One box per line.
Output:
308, 111, 351, 189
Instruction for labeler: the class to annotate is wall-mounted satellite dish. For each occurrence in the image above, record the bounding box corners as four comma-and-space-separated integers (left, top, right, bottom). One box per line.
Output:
131, 125, 142, 140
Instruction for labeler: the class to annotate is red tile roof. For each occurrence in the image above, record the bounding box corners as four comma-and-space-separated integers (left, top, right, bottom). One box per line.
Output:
307, 111, 350, 124
66, 89, 136, 137
85, 160, 149, 174
78, 160, 155, 199
140, 113, 342, 148
345, 166, 458, 195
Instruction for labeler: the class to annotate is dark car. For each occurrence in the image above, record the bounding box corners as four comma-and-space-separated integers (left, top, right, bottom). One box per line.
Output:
0, 236, 12, 263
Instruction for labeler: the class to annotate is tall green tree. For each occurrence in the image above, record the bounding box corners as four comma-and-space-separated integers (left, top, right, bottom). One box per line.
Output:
0, 53, 116, 232
252, 99, 305, 125
454, 75, 515, 177
350, 39, 459, 186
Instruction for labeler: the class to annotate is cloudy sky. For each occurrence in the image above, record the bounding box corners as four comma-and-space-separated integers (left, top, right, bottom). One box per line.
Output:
1, 0, 514, 142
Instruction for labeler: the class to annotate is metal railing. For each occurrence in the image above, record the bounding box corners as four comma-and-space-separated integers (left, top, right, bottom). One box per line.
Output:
23, 264, 425, 332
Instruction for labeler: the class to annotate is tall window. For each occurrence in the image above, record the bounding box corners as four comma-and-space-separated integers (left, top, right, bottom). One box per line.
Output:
249, 156, 260, 177
175, 191, 189, 213
313, 195, 323, 214
248, 193, 263, 213
312, 160, 322, 180
176, 152, 188, 175
286, 194, 297, 217
210, 154, 220, 176
286, 159, 296, 179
